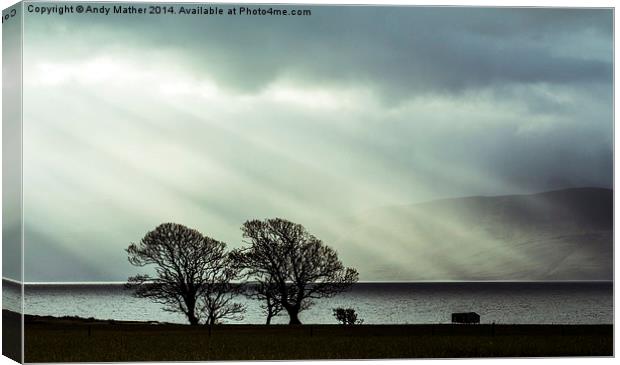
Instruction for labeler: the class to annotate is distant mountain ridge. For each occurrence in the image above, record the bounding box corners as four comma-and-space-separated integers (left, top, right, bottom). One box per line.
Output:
332, 188, 612, 281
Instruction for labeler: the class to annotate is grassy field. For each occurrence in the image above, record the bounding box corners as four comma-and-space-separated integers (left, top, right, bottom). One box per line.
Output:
16, 311, 613, 362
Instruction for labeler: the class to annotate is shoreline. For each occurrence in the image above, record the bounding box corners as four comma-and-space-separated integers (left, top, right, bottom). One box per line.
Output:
8, 310, 614, 326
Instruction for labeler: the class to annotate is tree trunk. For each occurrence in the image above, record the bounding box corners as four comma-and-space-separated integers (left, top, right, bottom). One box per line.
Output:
266, 304, 274, 325
285, 306, 302, 325
188, 314, 199, 326
186, 297, 199, 326
186, 305, 199, 325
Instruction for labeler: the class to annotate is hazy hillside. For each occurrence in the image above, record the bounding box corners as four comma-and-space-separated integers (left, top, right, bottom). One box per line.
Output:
331, 188, 612, 281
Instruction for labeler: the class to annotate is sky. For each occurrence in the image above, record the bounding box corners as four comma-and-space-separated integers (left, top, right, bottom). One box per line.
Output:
4, 4, 613, 282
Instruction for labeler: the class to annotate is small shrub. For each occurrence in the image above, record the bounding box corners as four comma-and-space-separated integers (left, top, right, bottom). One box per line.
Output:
332, 307, 363, 325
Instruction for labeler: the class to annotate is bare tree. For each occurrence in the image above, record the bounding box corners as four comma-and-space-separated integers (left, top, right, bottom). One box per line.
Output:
201, 262, 246, 335
244, 276, 283, 325
126, 223, 241, 326
233, 218, 358, 325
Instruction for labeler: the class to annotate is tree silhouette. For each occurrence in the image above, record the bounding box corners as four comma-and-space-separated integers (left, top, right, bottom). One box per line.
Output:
332, 307, 363, 325
233, 218, 358, 325
244, 277, 283, 325
126, 223, 243, 326
201, 262, 246, 334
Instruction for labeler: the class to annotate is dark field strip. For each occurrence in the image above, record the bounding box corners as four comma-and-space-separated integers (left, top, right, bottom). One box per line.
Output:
12, 311, 614, 362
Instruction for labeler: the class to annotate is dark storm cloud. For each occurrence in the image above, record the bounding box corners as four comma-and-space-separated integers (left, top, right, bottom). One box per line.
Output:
25, 6, 612, 99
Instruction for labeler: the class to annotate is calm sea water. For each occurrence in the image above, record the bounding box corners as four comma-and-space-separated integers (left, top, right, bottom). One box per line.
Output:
4, 282, 613, 325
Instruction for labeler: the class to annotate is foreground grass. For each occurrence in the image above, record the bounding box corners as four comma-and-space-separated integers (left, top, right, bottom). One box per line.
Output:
20, 312, 612, 362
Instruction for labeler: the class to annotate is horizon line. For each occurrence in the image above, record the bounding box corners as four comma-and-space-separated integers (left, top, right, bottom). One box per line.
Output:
3, 277, 613, 285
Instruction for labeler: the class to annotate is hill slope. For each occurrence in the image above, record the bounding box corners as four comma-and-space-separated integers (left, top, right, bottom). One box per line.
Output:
331, 188, 612, 281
